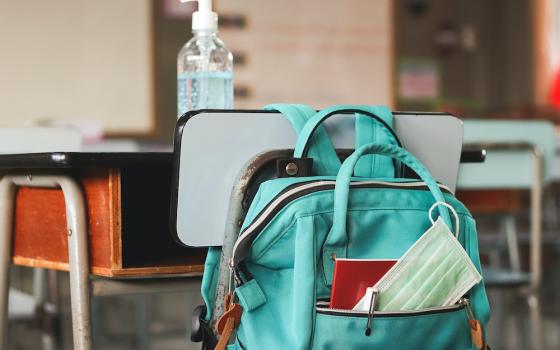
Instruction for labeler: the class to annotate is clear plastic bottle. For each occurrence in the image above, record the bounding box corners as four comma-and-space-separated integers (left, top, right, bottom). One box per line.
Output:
177, 0, 233, 117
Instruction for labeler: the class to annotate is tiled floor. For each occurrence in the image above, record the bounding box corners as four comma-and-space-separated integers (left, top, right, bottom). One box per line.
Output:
8, 275, 202, 350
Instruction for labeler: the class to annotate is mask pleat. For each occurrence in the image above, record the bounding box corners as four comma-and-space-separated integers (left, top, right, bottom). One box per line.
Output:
371, 219, 482, 312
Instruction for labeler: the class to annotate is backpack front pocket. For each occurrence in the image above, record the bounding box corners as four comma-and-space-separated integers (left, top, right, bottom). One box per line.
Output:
313, 301, 475, 350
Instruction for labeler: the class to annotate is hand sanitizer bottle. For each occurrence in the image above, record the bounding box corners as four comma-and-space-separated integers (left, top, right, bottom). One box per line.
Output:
177, 0, 233, 118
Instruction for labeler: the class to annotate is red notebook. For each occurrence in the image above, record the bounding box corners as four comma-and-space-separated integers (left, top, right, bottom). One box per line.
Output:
330, 259, 397, 309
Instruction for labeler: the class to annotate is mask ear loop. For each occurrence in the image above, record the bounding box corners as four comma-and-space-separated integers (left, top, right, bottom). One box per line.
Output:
428, 201, 460, 239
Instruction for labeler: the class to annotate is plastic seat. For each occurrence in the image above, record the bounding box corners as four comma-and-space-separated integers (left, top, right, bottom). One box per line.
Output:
458, 120, 555, 188
482, 268, 531, 288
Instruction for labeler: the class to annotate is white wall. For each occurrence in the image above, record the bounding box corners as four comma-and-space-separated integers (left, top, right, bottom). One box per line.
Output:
217, 0, 393, 108
0, 0, 154, 134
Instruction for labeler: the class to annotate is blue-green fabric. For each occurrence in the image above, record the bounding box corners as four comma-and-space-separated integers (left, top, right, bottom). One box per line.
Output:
200, 247, 221, 321
312, 307, 472, 349
354, 106, 397, 178
293, 105, 394, 159
263, 104, 398, 177
236, 279, 267, 312
321, 144, 453, 286
199, 105, 490, 349
229, 184, 489, 349
264, 104, 341, 175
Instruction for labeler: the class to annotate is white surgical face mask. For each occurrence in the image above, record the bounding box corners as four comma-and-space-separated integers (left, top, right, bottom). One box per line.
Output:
354, 202, 482, 312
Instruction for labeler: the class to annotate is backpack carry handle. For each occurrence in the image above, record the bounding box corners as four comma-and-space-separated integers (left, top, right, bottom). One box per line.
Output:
322, 143, 452, 285
264, 104, 342, 175
331, 143, 452, 240
293, 105, 402, 159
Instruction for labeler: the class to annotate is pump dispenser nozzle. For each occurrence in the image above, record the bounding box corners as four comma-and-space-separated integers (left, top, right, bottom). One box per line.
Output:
180, 0, 218, 31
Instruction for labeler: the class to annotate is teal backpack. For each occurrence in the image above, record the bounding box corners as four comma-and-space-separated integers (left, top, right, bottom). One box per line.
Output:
197, 105, 490, 350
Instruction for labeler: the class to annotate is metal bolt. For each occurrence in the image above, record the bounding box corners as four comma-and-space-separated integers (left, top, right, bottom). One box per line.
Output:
285, 162, 298, 176
67, 229, 72, 237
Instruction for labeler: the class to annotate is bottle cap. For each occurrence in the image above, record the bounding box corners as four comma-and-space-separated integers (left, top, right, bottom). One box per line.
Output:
181, 0, 218, 31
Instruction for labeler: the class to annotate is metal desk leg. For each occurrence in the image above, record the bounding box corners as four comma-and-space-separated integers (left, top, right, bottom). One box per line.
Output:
529, 150, 544, 350
0, 177, 16, 348
0, 175, 92, 350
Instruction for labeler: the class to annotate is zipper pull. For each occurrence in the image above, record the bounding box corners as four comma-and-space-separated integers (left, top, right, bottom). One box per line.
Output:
365, 288, 379, 336
215, 292, 243, 350
462, 298, 487, 350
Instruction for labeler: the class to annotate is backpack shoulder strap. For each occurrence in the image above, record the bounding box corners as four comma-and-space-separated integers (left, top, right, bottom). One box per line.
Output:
264, 104, 341, 175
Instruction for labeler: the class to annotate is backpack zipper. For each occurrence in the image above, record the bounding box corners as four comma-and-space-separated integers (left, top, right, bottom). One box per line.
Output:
316, 298, 468, 337
231, 180, 452, 268
365, 288, 379, 336
315, 299, 465, 317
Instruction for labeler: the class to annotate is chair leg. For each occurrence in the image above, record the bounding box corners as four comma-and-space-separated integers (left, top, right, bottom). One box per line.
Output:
45, 270, 62, 349
527, 291, 544, 350
503, 215, 521, 272
59, 177, 92, 350
0, 175, 92, 349
0, 178, 16, 349
487, 216, 509, 269
134, 295, 152, 350
32, 268, 52, 350
35, 269, 61, 350
487, 289, 504, 350
543, 190, 558, 229
505, 291, 522, 350
527, 149, 543, 349
41, 335, 56, 350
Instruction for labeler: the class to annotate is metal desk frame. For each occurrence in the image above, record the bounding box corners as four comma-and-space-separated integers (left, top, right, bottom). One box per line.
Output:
0, 173, 202, 350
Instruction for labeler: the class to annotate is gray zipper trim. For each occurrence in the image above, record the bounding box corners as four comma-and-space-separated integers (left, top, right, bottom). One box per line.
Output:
315, 299, 465, 317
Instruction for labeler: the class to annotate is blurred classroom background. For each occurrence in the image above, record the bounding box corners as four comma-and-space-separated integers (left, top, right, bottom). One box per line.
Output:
1, 0, 560, 349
